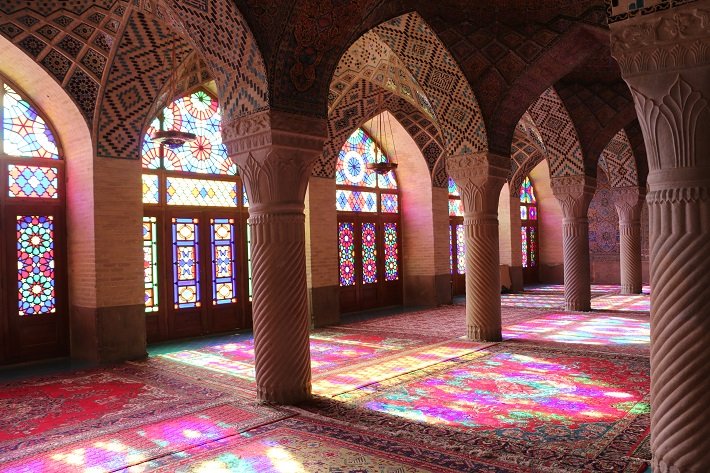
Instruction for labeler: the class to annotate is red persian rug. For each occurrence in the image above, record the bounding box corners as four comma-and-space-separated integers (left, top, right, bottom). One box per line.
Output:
0, 362, 289, 468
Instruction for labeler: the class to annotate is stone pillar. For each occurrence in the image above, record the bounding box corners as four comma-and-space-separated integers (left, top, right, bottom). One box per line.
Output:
551, 176, 595, 311
225, 109, 327, 404
447, 153, 507, 341
610, 4, 710, 471
613, 187, 644, 294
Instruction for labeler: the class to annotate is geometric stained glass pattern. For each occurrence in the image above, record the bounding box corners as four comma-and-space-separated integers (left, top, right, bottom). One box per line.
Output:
143, 216, 159, 313
362, 222, 377, 285
449, 198, 463, 217
17, 215, 55, 316
520, 176, 536, 203
336, 128, 378, 188
172, 218, 201, 309
448, 177, 459, 196
384, 223, 398, 281
142, 174, 159, 204
3, 83, 59, 160
210, 218, 237, 305
142, 90, 236, 175
8, 165, 59, 199
166, 177, 238, 207
336, 190, 377, 213
381, 194, 399, 214
521, 226, 529, 268
339, 222, 356, 287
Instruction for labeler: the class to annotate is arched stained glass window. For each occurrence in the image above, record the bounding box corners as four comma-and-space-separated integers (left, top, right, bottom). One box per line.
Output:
141, 88, 250, 342
336, 128, 401, 312
520, 176, 539, 275
448, 177, 465, 295
142, 90, 236, 175
1, 77, 67, 364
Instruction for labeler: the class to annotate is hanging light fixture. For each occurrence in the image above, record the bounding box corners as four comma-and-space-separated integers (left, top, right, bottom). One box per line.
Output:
366, 92, 398, 175
152, 43, 196, 149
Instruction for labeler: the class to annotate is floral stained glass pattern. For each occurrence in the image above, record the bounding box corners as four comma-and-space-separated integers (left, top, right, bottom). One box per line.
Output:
142, 90, 236, 175
339, 222, 356, 287
210, 219, 237, 305
381, 193, 399, 213
520, 175, 538, 269
246, 224, 253, 301
172, 218, 201, 309
384, 223, 398, 281
521, 226, 529, 268
362, 223, 377, 284
17, 216, 55, 316
166, 177, 238, 207
8, 165, 59, 199
456, 224, 466, 275
143, 217, 159, 313
3, 84, 59, 159
449, 226, 454, 274
335, 190, 377, 213
142, 174, 159, 204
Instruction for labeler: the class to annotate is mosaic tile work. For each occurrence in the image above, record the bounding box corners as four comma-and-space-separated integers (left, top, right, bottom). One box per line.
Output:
374, 12, 487, 157
589, 170, 619, 256
527, 87, 585, 177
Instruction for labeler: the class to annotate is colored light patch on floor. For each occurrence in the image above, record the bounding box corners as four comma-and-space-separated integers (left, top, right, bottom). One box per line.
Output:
144, 418, 484, 473
501, 293, 566, 308
2, 404, 289, 473
159, 331, 427, 382
525, 284, 620, 296
313, 340, 490, 397
592, 294, 651, 312
504, 313, 650, 350
358, 349, 649, 438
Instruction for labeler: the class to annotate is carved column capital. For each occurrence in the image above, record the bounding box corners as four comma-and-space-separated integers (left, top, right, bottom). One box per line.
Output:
223, 109, 328, 213
550, 175, 596, 219
613, 186, 645, 223
446, 152, 508, 214
609, 4, 710, 78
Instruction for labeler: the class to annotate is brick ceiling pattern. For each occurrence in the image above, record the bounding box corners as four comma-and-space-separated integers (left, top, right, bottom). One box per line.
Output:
599, 129, 639, 188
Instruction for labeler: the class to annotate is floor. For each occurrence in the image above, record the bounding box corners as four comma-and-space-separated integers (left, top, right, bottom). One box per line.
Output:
0, 285, 651, 472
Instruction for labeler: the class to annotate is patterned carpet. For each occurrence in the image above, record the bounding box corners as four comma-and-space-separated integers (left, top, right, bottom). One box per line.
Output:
1, 293, 651, 473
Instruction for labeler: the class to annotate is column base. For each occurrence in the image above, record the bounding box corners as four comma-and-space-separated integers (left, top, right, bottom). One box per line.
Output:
257, 383, 312, 405
653, 457, 684, 473
565, 301, 591, 312
467, 325, 502, 342
620, 284, 642, 295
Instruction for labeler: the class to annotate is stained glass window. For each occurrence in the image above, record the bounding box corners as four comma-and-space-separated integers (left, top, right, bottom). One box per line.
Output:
456, 224, 466, 275
142, 90, 236, 175
449, 226, 453, 274
521, 226, 529, 268
519, 175, 539, 269
384, 223, 399, 281
448, 177, 463, 217
246, 223, 253, 301
362, 222, 377, 284
172, 218, 201, 309
142, 174, 159, 204
210, 218, 237, 305
3, 83, 59, 159
8, 165, 59, 199
339, 222, 356, 287
166, 177, 238, 207
17, 215, 55, 316
143, 217, 159, 313
381, 194, 399, 213
336, 190, 377, 212
448, 177, 459, 196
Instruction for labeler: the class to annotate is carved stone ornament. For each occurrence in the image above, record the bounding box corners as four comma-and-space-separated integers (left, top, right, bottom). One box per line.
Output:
610, 4, 710, 77
550, 175, 596, 218
446, 152, 508, 214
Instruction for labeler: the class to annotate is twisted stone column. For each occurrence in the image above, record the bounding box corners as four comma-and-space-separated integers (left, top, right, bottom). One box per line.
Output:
613, 187, 644, 294
551, 176, 595, 311
447, 153, 507, 341
611, 5, 710, 471
225, 110, 327, 404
